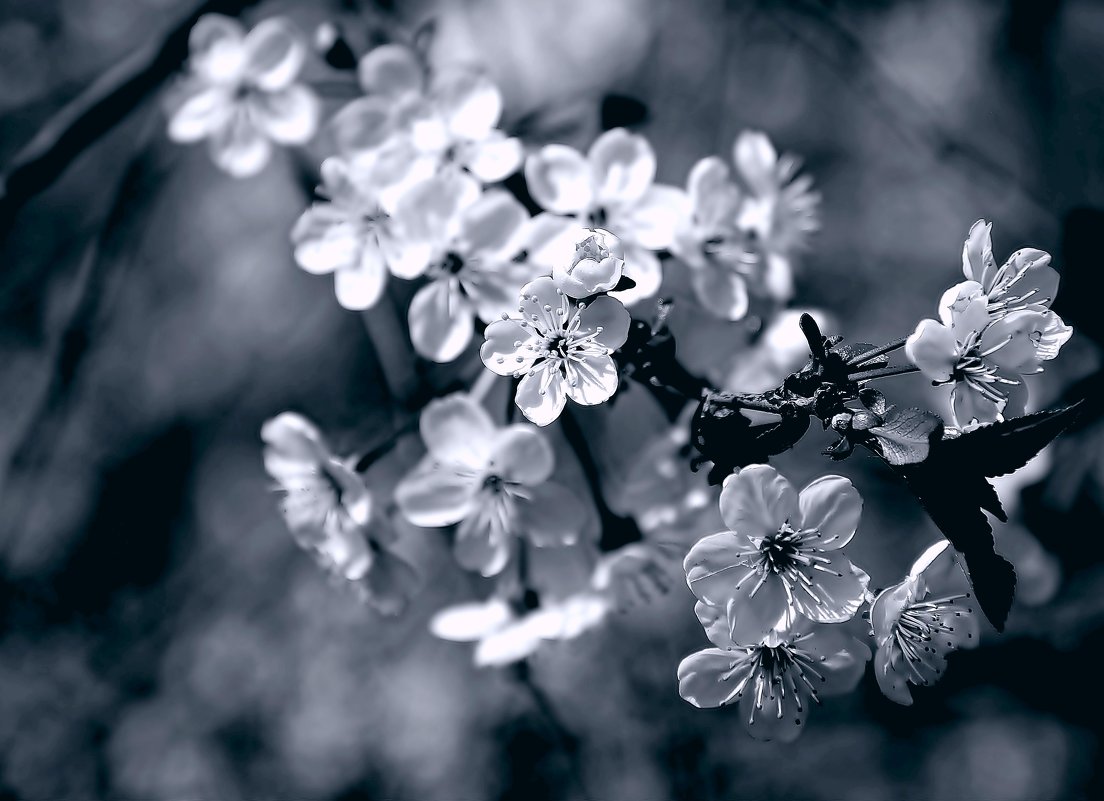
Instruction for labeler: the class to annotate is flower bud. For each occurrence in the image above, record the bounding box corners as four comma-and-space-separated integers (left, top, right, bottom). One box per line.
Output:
552, 228, 625, 298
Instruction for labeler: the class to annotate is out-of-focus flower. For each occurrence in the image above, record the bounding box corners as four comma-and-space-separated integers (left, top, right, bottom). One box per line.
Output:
552, 228, 625, 299
870, 540, 980, 705
430, 594, 609, 667
677, 609, 870, 741
671, 132, 819, 319
906, 282, 1070, 426
591, 542, 677, 611
684, 464, 870, 643
261, 412, 415, 613
291, 158, 410, 310
403, 189, 533, 361
481, 276, 631, 426
962, 220, 1061, 316
524, 128, 688, 305
166, 15, 320, 177
332, 44, 522, 201
395, 394, 584, 576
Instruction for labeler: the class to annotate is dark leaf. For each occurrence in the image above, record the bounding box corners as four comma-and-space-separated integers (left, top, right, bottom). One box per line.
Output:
692, 398, 810, 485
869, 407, 944, 466
612, 274, 637, 293
858, 388, 888, 417
939, 402, 1084, 478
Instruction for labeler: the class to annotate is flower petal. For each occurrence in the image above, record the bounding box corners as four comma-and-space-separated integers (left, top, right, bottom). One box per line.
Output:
165, 83, 234, 142
961, 219, 997, 287
333, 243, 387, 310
798, 475, 862, 549
718, 464, 799, 539
524, 145, 594, 214
357, 43, 424, 97
688, 156, 740, 231
588, 128, 656, 205
394, 461, 476, 528
330, 96, 395, 154
690, 262, 750, 321
520, 481, 586, 547
454, 516, 513, 577
482, 319, 537, 376
694, 601, 735, 649
870, 581, 914, 647
610, 245, 663, 306
789, 552, 869, 623
612, 184, 689, 250
261, 412, 329, 466
248, 85, 319, 144
576, 294, 631, 350
802, 626, 871, 697
489, 425, 555, 485
420, 392, 497, 467
435, 71, 503, 141
242, 17, 305, 92
362, 548, 418, 615
207, 112, 272, 177
189, 14, 246, 84
291, 206, 357, 275
874, 644, 915, 705
733, 130, 779, 197
905, 319, 958, 382
460, 132, 524, 183
565, 355, 620, 406
516, 367, 567, 426
458, 190, 529, 259
951, 382, 1002, 427
408, 279, 475, 363
430, 599, 513, 641
677, 648, 743, 708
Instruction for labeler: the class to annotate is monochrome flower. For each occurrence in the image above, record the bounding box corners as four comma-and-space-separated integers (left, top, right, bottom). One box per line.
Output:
870, 540, 980, 705
591, 542, 678, 612
684, 465, 870, 644
678, 610, 870, 741
524, 128, 689, 305
905, 282, 1070, 426
552, 228, 625, 299
671, 132, 818, 319
395, 394, 585, 576
261, 412, 415, 613
166, 15, 320, 177
962, 219, 1061, 315
291, 158, 407, 310
430, 593, 609, 667
481, 276, 631, 426
404, 190, 534, 362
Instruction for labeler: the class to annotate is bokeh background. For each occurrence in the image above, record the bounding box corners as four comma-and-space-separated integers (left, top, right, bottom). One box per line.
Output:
4, 0, 1104, 799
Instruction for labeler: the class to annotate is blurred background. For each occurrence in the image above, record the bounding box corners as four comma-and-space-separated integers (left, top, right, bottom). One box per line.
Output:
3, 0, 1104, 798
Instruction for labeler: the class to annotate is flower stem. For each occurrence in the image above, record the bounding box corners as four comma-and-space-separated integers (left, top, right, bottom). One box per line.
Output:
849, 363, 921, 382
845, 336, 909, 366
470, 368, 498, 403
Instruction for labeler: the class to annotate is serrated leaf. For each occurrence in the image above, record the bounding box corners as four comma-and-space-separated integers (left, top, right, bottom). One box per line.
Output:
940, 402, 1084, 478
869, 408, 944, 466
858, 388, 888, 417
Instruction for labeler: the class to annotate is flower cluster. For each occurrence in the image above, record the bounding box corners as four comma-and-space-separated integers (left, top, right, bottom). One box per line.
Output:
906, 220, 1072, 427
678, 463, 994, 739
166, 15, 320, 177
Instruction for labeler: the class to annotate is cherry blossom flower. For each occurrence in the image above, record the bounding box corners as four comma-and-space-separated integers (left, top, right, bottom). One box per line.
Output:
671, 132, 819, 319
905, 282, 1071, 426
481, 276, 631, 426
402, 189, 534, 361
395, 394, 585, 576
678, 609, 870, 741
591, 542, 679, 611
962, 219, 1061, 315
290, 158, 411, 311
870, 540, 980, 705
524, 128, 689, 305
166, 15, 320, 177
333, 44, 522, 201
684, 465, 870, 644
552, 228, 625, 299
261, 412, 415, 613
429, 593, 609, 667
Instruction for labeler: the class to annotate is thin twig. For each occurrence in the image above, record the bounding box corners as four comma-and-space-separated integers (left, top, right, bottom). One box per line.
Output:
513, 662, 592, 801
845, 336, 909, 366
849, 363, 921, 382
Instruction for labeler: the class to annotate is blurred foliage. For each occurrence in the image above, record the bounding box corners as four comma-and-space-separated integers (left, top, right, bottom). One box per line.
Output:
3, 0, 1104, 799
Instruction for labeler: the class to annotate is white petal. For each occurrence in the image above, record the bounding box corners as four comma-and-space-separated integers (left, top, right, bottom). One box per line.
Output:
409, 280, 475, 363
165, 83, 234, 142
242, 17, 305, 91
905, 319, 958, 382
330, 96, 395, 155
357, 43, 424, 97
524, 145, 594, 214
247, 85, 319, 145
461, 133, 524, 183
611, 184, 689, 250
565, 355, 619, 406
677, 648, 743, 708
489, 425, 555, 485
718, 464, 799, 538
516, 367, 567, 426
687, 156, 740, 231
733, 130, 779, 196
291, 206, 358, 275
689, 263, 749, 321
481, 319, 536, 376
575, 294, 631, 350
610, 245, 663, 306
588, 128, 655, 205
458, 190, 529, 259
798, 475, 862, 549
419, 393, 497, 467
207, 112, 271, 177
430, 599, 513, 642
188, 14, 246, 85
394, 462, 476, 528
435, 70, 503, 141
333, 244, 387, 310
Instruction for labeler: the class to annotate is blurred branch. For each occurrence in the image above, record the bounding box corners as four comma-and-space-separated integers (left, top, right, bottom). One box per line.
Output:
0, 0, 261, 238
